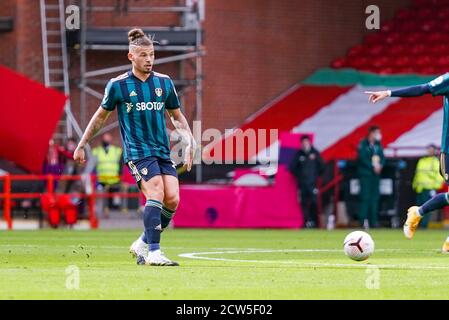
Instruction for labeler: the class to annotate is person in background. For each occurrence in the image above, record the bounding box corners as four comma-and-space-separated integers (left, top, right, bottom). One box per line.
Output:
412, 144, 444, 229
357, 125, 385, 229
43, 139, 66, 175
56, 137, 82, 193
289, 135, 325, 228
92, 133, 123, 218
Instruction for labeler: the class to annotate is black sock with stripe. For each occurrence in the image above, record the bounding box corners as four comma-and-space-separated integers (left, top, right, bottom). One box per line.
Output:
161, 206, 176, 229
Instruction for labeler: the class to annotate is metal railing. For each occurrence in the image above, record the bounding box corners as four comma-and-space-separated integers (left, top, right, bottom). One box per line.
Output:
317, 161, 343, 228
0, 174, 141, 230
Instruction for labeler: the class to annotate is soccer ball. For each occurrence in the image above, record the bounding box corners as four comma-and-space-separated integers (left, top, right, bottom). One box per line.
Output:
343, 231, 375, 261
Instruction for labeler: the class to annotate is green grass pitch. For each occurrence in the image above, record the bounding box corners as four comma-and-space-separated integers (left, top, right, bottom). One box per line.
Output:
1, 228, 449, 299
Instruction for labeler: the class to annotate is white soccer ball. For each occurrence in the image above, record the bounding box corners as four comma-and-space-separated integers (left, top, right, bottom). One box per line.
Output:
343, 231, 375, 261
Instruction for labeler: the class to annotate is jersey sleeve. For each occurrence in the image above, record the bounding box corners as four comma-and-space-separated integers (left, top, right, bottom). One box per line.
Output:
101, 80, 118, 111
165, 79, 181, 110
427, 73, 449, 96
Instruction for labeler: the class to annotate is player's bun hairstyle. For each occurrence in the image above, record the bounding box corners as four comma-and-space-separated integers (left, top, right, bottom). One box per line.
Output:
128, 28, 153, 47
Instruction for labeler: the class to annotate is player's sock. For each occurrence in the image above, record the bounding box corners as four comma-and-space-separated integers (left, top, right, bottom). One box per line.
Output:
140, 231, 148, 244
143, 199, 162, 252
161, 206, 176, 229
419, 193, 449, 215
140, 206, 175, 241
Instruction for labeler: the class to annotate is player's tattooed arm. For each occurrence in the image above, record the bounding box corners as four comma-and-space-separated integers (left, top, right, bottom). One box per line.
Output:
73, 107, 112, 164
166, 108, 196, 171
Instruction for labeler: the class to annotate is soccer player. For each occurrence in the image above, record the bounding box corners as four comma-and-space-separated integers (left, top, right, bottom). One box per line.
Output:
365, 74, 449, 252
73, 28, 196, 266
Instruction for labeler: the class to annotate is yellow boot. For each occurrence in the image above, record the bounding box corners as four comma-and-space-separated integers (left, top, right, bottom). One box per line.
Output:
403, 206, 422, 240
442, 238, 449, 253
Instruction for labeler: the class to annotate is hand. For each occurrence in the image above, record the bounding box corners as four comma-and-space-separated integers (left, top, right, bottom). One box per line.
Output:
73, 145, 86, 164
365, 91, 390, 104
183, 143, 194, 172
374, 165, 382, 175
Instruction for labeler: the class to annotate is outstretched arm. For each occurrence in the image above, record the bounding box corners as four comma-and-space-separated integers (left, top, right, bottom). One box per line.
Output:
365, 84, 430, 104
166, 108, 196, 172
73, 107, 112, 164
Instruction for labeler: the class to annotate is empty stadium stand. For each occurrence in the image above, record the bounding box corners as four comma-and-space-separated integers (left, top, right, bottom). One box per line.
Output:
331, 0, 449, 75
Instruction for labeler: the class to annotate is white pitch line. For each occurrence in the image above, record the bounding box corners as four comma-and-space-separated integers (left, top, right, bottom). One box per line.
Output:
178, 249, 449, 270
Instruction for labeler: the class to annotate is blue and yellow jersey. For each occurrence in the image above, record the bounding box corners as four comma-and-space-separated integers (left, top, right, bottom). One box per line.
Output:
101, 70, 180, 162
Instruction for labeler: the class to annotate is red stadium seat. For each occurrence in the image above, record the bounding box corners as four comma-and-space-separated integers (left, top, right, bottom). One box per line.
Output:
347, 44, 365, 57
404, 32, 427, 44
393, 56, 412, 68
358, 65, 377, 73
412, 0, 449, 8
427, 32, 446, 43
421, 20, 438, 32
439, 33, 449, 43
439, 43, 449, 52
40, 194, 61, 228
364, 33, 383, 45
427, 46, 439, 56
377, 67, 395, 75
347, 56, 369, 69
365, 44, 385, 56
395, 9, 415, 21
385, 32, 403, 44
412, 0, 429, 7
437, 55, 449, 69
442, 21, 449, 33
441, 65, 449, 73
415, 54, 433, 67
388, 43, 407, 56
432, 0, 449, 7
371, 56, 390, 69
396, 20, 417, 32
416, 8, 434, 20
396, 66, 416, 74
409, 43, 427, 56
57, 195, 78, 225
381, 21, 396, 33
428, 44, 449, 55
438, 7, 449, 20
331, 57, 346, 69
419, 66, 439, 75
